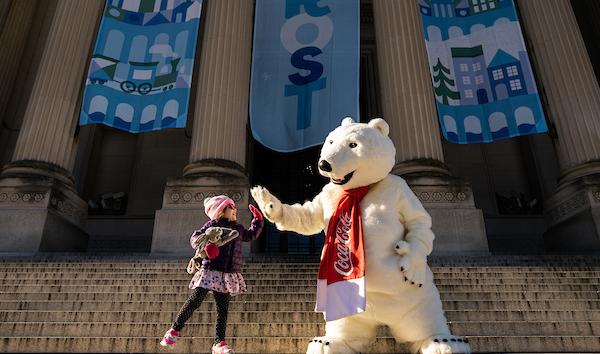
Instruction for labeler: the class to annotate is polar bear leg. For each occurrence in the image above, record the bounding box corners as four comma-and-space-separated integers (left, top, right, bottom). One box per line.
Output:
385, 286, 462, 353
416, 334, 471, 354
388, 308, 472, 354
306, 314, 378, 354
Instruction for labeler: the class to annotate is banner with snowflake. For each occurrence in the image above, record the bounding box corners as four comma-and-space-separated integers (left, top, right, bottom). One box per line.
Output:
79, 0, 202, 133
419, 0, 547, 144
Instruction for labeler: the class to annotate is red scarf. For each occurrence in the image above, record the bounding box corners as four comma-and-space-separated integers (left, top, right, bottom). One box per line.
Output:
315, 186, 369, 321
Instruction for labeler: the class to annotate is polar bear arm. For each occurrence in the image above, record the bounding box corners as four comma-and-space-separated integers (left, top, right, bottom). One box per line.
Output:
274, 192, 325, 236
397, 180, 434, 255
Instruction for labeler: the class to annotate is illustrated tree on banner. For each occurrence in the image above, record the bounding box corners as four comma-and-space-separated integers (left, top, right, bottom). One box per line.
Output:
418, 0, 548, 144
433, 58, 460, 105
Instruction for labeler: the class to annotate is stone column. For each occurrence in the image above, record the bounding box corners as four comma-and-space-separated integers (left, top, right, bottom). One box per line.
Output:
0, 0, 36, 125
372, 0, 487, 252
152, 0, 254, 254
518, 0, 600, 252
0, 0, 12, 33
0, 0, 38, 164
0, 0, 103, 252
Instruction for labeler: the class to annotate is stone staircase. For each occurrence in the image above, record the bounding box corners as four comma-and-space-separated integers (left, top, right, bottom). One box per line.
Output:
0, 255, 599, 353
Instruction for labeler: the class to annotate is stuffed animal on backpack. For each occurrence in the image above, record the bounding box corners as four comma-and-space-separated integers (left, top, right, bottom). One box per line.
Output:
187, 227, 240, 274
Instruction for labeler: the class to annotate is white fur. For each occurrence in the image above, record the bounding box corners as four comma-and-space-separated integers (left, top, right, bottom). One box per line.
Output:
251, 118, 470, 354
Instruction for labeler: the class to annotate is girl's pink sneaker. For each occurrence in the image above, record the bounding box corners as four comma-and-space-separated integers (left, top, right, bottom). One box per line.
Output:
160, 328, 180, 347
212, 341, 234, 354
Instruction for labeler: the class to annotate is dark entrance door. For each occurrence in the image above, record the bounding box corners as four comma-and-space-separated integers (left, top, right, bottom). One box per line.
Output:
477, 88, 489, 104
250, 143, 326, 255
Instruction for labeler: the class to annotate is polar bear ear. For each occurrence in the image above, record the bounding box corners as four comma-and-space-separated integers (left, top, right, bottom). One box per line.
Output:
368, 118, 389, 136
341, 117, 355, 126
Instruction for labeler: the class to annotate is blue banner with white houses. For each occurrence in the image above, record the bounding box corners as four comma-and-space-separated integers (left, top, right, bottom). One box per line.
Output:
250, 0, 360, 152
419, 0, 548, 144
79, 0, 202, 133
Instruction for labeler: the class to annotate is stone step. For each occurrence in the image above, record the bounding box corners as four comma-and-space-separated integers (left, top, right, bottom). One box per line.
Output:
3, 320, 600, 337
0, 335, 598, 353
437, 284, 600, 292
3, 277, 599, 286
2, 263, 600, 271
2, 299, 599, 311
4, 270, 600, 279
4, 309, 600, 324
0, 336, 406, 353
0, 290, 598, 302
1, 322, 322, 338
2, 283, 599, 293
1, 257, 598, 353
1, 253, 597, 261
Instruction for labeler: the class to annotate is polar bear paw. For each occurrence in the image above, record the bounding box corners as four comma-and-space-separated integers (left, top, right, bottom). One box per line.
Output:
250, 185, 283, 222
395, 240, 427, 287
419, 335, 471, 354
306, 337, 356, 354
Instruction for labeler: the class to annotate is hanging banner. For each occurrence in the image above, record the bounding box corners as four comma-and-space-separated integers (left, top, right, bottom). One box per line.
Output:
419, 0, 548, 144
79, 0, 202, 133
250, 0, 360, 152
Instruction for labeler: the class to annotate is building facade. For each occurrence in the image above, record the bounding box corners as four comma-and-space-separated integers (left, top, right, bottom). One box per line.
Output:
0, 0, 599, 255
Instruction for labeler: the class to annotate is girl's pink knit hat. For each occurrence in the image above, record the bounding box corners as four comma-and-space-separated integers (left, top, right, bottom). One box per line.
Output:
204, 195, 235, 220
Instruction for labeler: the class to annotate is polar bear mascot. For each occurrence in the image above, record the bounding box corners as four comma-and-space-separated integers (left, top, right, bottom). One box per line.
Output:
251, 117, 470, 354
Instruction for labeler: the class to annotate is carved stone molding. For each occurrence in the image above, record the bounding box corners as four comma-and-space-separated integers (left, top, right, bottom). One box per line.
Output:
547, 192, 588, 227
0, 178, 87, 229
418, 190, 468, 203
411, 185, 473, 208
0, 191, 48, 205
167, 190, 244, 205
49, 194, 86, 227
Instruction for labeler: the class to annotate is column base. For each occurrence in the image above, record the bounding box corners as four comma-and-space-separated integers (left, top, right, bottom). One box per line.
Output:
151, 159, 251, 255
543, 175, 600, 253
0, 161, 88, 252
398, 163, 489, 253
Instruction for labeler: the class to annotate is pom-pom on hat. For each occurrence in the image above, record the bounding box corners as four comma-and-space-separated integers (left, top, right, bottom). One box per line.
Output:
204, 195, 235, 220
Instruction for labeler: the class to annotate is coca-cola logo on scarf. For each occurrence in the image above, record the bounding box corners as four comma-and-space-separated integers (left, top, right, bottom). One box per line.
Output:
334, 212, 353, 276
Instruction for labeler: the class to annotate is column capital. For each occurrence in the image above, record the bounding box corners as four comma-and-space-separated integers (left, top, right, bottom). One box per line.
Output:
557, 161, 600, 187
391, 158, 452, 179
183, 158, 247, 179
1, 160, 75, 187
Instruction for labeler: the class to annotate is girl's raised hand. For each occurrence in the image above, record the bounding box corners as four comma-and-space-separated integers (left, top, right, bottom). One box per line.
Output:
248, 204, 263, 221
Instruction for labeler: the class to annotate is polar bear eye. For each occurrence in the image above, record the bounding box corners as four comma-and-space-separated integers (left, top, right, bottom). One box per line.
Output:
329, 140, 333, 144
349, 142, 357, 148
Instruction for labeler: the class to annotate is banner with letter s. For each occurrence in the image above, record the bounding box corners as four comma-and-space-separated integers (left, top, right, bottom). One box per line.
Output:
250, 0, 360, 152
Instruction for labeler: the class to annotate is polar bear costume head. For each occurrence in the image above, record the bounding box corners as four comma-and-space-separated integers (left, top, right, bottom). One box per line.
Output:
318, 117, 395, 190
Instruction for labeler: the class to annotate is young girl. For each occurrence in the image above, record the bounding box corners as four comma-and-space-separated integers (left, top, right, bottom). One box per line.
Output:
160, 195, 264, 354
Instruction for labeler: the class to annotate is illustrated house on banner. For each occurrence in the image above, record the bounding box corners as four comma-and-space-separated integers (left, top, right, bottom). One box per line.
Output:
487, 49, 528, 101
418, 0, 470, 18
468, 0, 500, 14
451, 45, 492, 105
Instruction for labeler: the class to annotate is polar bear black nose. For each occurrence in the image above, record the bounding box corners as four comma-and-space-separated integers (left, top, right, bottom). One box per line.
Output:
318, 160, 332, 172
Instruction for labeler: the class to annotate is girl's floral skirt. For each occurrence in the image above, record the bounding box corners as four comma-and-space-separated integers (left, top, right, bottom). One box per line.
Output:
189, 268, 247, 296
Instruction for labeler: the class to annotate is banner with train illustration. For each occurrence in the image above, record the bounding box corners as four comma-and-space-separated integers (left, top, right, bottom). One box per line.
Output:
79, 0, 202, 133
